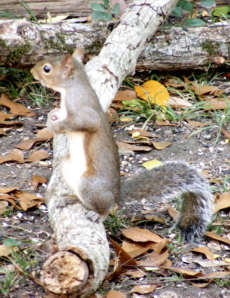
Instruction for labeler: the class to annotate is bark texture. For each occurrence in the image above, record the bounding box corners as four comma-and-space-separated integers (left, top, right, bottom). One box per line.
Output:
0, 17, 229, 74
38, 0, 178, 296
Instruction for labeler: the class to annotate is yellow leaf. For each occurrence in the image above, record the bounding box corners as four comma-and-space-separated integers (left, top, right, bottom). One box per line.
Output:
135, 80, 169, 107
142, 159, 162, 170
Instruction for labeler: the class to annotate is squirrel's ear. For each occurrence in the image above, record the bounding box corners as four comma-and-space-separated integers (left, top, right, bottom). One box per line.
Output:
62, 55, 74, 78
72, 48, 84, 63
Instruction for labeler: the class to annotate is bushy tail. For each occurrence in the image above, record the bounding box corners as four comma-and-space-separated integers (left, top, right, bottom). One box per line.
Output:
120, 161, 213, 242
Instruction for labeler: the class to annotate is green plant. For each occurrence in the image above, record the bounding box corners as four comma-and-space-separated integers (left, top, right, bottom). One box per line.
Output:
0, 270, 16, 297
91, 0, 120, 22
105, 212, 127, 235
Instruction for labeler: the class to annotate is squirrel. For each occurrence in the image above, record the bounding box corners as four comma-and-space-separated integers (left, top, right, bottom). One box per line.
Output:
31, 49, 213, 242
31, 49, 120, 218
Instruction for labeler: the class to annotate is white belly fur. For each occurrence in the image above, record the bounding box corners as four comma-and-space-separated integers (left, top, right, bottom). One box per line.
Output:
62, 131, 87, 196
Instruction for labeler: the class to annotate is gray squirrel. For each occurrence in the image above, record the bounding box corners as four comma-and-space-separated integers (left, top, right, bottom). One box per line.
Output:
31, 49, 213, 242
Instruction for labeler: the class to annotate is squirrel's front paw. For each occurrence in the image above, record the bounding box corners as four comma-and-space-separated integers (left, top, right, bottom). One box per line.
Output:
47, 108, 66, 133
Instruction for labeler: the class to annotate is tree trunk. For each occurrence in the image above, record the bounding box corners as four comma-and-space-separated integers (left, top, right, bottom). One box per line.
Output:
41, 0, 178, 296
0, 17, 230, 71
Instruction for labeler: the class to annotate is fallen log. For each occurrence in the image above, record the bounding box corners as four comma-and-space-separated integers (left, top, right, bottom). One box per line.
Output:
40, 0, 178, 296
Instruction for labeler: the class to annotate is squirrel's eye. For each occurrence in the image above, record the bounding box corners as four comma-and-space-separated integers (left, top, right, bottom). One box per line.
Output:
43, 65, 51, 73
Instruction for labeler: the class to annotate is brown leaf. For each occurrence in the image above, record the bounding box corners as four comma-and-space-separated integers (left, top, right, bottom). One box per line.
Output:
137, 250, 169, 267
106, 290, 127, 298
32, 175, 48, 191
0, 94, 35, 116
168, 96, 192, 109
0, 194, 17, 209
110, 238, 136, 267
129, 129, 158, 138
204, 98, 230, 110
205, 231, 230, 246
113, 89, 136, 102
36, 127, 53, 140
16, 128, 53, 150
16, 139, 37, 150
152, 239, 169, 254
196, 271, 230, 280
167, 205, 179, 221
221, 129, 230, 140
0, 149, 24, 164
26, 150, 49, 162
0, 111, 23, 126
214, 192, 230, 213
191, 247, 215, 260
122, 241, 155, 258
187, 120, 208, 128
131, 284, 157, 294
152, 141, 172, 150
125, 270, 145, 278
0, 245, 12, 257
192, 83, 221, 96
156, 120, 176, 126
0, 187, 17, 194
117, 141, 152, 153
164, 266, 201, 277
15, 191, 45, 211
122, 227, 163, 243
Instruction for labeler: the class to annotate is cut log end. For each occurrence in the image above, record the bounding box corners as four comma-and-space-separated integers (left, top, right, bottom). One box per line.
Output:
41, 251, 89, 294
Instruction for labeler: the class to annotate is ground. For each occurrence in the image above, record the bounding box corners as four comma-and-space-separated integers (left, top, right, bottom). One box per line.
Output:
1, 73, 230, 297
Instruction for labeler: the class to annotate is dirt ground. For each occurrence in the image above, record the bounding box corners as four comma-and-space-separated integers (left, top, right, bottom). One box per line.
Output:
1, 91, 230, 297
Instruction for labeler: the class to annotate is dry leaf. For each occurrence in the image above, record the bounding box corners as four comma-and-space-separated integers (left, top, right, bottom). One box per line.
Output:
0, 187, 17, 194
135, 80, 169, 107
16, 128, 53, 150
191, 247, 215, 260
122, 227, 163, 243
106, 290, 127, 298
36, 127, 53, 139
221, 129, 230, 140
117, 141, 152, 153
138, 250, 169, 267
214, 192, 230, 213
168, 96, 192, 108
0, 245, 12, 257
113, 89, 136, 102
131, 284, 157, 294
26, 150, 49, 162
187, 120, 208, 128
0, 111, 23, 126
192, 83, 221, 96
15, 191, 45, 211
167, 205, 179, 221
0, 149, 24, 164
142, 159, 162, 170
153, 239, 169, 254
32, 175, 48, 191
110, 238, 136, 267
152, 141, 171, 150
122, 241, 155, 258
156, 120, 176, 126
125, 270, 145, 278
16, 139, 37, 150
205, 231, 230, 246
164, 266, 201, 277
129, 129, 158, 138
196, 271, 230, 280
204, 98, 230, 110
0, 94, 34, 116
